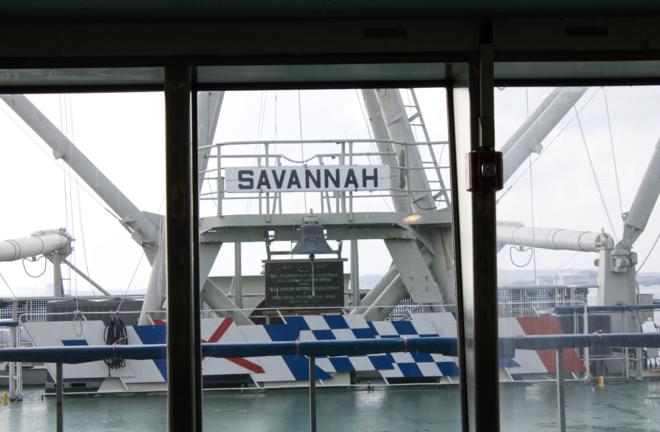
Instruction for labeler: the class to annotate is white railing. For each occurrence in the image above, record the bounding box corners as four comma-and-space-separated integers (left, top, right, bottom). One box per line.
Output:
198, 138, 451, 217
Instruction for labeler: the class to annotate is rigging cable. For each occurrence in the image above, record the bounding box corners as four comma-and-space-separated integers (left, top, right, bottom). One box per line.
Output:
497, 88, 602, 204
59, 94, 77, 298
22, 256, 47, 278
509, 246, 534, 268
245, 91, 269, 215
0, 273, 16, 297
556, 251, 580, 269
526, 89, 538, 286
637, 230, 660, 273
602, 88, 625, 218
0, 103, 116, 217
574, 106, 619, 240
298, 90, 308, 213
115, 196, 164, 313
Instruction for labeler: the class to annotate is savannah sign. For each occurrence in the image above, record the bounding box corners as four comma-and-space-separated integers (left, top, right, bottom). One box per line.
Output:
224, 165, 391, 192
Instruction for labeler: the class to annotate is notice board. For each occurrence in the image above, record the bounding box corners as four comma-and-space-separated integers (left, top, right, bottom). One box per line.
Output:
264, 259, 344, 308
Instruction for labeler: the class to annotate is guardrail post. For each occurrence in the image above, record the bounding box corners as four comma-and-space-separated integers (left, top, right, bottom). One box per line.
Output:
56, 362, 63, 432
8, 312, 16, 400
583, 303, 590, 379
309, 355, 317, 432
556, 349, 566, 432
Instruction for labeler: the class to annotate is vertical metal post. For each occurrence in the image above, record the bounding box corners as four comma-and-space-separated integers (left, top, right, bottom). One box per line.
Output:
556, 349, 566, 432
350, 240, 360, 308
165, 66, 199, 432
56, 362, 63, 432
192, 89, 204, 432
8, 303, 16, 400
447, 71, 469, 432
15, 321, 22, 399
348, 141, 354, 221
623, 311, 629, 381
52, 256, 64, 297
340, 142, 346, 214
309, 355, 317, 432
234, 242, 243, 309
258, 155, 263, 215
583, 302, 590, 379
217, 144, 223, 216
265, 143, 271, 221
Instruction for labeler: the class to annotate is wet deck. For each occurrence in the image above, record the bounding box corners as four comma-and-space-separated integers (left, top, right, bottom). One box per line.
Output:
1, 381, 659, 431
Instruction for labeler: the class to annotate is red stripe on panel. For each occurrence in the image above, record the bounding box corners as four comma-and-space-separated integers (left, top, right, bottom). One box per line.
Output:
517, 316, 586, 373
202, 318, 264, 374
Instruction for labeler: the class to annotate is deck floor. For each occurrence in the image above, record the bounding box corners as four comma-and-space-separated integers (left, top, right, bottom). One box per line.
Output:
1, 381, 660, 431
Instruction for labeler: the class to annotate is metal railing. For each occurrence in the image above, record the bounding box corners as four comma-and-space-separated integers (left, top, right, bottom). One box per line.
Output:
497, 285, 591, 318
198, 138, 451, 216
1, 333, 660, 432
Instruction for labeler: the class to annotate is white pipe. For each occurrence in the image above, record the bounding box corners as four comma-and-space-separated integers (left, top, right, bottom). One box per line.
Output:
497, 223, 613, 252
0, 231, 70, 262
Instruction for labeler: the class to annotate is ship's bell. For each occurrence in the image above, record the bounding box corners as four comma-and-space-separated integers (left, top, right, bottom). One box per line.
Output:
291, 222, 334, 255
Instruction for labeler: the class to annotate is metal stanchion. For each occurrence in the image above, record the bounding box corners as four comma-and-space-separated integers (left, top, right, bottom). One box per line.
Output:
556, 349, 566, 432
309, 355, 317, 432
56, 362, 63, 432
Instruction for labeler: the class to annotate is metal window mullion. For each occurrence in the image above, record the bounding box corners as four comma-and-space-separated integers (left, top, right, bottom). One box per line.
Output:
191, 89, 204, 432
469, 26, 502, 431
165, 66, 200, 432
447, 70, 469, 432
449, 23, 501, 431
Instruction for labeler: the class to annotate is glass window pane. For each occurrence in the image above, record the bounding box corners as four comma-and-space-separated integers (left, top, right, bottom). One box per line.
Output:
0, 92, 167, 428
496, 85, 660, 430
196, 88, 460, 431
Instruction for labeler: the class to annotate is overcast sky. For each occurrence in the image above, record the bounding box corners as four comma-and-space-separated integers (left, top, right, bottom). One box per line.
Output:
0, 86, 658, 298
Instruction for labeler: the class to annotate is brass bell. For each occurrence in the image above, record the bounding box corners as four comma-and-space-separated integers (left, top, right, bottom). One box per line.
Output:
291, 221, 333, 255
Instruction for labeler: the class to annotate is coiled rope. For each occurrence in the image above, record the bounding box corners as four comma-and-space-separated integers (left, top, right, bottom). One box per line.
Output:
103, 314, 127, 369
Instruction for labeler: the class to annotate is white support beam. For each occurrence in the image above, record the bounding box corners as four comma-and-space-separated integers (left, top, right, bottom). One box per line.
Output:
361, 274, 407, 321
375, 89, 436, 213
386, 239, 443, 304
618, 137, 660, 249
197, 92, 224, 192
501, 87, 587, 184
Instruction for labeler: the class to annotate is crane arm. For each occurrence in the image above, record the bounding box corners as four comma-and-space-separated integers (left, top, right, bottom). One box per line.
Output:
501, 87, 587, 184
0, 95, 160, 258
197, 92, 224, 192
618, 137, 660, 249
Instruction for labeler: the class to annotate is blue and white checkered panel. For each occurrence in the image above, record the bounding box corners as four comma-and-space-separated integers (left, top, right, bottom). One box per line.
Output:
278, 314, 462, 379
409, 316, 440, 337
369, 320, 398, 337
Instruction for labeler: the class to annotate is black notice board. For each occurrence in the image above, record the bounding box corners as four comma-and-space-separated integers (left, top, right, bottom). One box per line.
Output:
264, 259, 344, 308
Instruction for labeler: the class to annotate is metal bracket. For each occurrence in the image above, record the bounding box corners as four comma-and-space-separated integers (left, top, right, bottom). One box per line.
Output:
466, 150, 503, 193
